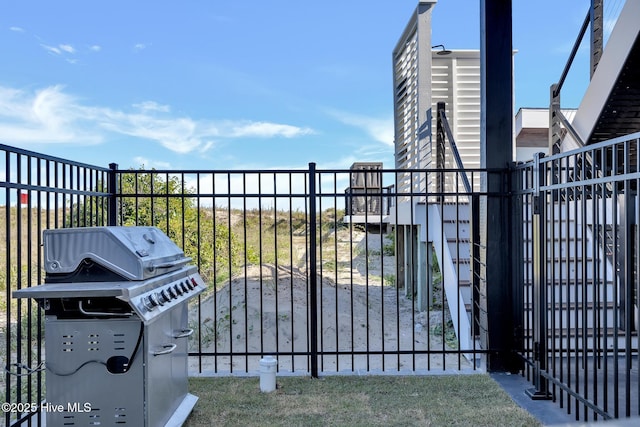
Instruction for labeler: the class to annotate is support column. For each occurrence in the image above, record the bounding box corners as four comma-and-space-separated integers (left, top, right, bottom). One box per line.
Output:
480, 0, 518, 372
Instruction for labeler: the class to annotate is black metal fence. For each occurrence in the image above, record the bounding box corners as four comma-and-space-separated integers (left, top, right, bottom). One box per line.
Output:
1, 145, 113, 426
344, 185, 394, 217
112, 165, 490, 376
2, 143, 492, 426
514, 132, 640, 421
4, 134, 640, 424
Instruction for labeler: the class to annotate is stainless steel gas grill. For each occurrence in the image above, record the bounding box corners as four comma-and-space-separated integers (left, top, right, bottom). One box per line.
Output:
13, 226, 206, 427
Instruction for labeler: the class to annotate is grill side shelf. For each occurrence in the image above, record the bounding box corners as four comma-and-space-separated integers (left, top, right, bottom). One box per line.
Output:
12, 282, 128, 299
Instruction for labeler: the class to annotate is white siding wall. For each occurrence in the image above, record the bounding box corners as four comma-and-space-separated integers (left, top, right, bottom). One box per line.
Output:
394, 41, 481, 196
394, 35, 418, 176
431, 52, 481, 192
392, 2, 435, 197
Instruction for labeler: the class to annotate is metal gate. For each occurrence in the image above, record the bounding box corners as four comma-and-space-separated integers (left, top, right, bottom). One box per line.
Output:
514, 135, 640, 422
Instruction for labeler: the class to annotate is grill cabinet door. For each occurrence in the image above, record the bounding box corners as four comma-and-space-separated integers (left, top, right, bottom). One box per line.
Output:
145, 305, 188, 427
45, 317, 145, 426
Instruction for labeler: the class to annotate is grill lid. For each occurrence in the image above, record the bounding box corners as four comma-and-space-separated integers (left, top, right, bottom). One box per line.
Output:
44, 226, 191, 281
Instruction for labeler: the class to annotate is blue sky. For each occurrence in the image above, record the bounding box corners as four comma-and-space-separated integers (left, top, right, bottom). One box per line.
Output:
0, 0, 625, 172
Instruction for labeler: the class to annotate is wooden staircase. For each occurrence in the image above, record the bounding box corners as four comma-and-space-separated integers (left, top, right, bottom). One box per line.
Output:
426, 201, 474, 351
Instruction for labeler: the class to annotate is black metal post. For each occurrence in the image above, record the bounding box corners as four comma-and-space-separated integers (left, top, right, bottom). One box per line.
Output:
308, 162, 319, 378
108, 163, 118, 226
480, 0, 517, 371
527, 153, 551, 400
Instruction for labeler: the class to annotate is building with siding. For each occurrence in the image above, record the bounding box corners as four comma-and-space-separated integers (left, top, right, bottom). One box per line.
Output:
392, 2, 481, 197
391, 1, 482, 350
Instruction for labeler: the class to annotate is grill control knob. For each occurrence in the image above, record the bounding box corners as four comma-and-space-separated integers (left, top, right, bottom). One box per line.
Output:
168, 287, 177, 299
142, 294, 159, 311
154, 293, 165, 306
190, 278, 198, 288
174, 284, 183, 296
181, 282, 189, 293
158, 290, 171, 304
186, 280, 194, 290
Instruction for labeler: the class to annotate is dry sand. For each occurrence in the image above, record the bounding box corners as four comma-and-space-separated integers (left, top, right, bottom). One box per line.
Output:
189, 229, 472, 374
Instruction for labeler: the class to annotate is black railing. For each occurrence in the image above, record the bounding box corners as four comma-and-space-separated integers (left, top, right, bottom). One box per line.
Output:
4, 131, 640, 424
0, 144, 114, 427
435, 102, 483, 341
549, 1, 604, 153
109, 165, 492, 375
513, 132, 640, 421
2, 144, 496, 425
436, 102, 472, 195
344, 185, 394, 216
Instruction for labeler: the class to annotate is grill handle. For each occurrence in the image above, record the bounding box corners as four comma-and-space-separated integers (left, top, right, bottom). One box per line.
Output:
149, 257, 193, 270
173, 328, 194, 339
79, 301, 133, 318
152, 343, 177, 356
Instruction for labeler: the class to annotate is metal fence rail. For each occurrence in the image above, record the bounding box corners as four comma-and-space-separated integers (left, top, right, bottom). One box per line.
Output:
513, 132, 640, 422
0, 144, 113, 427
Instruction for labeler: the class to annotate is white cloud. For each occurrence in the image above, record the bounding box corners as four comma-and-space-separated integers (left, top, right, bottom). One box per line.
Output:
0, 85, 101, 144
132, 156, 172, 169
133, 101, 171, 113
40, 43, 79, 62
226, 121, 314, 138
327, 109, 394, 146
134, 43, 148, 52
0, 85, 315, 154
9, 26, 25, 33
59, 44, 75, 54
89, 45, 101, 52
98, 111, 204, 153
41, 44, 62, 55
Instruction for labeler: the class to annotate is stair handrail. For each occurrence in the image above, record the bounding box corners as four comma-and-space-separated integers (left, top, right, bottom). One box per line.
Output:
436, 102, 472, 195
553, 10, 592, 101
435, 101, 478, 346
550, 2, 603, 153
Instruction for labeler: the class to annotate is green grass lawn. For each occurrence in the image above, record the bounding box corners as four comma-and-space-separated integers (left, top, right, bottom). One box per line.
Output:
185, 375, 540, 427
